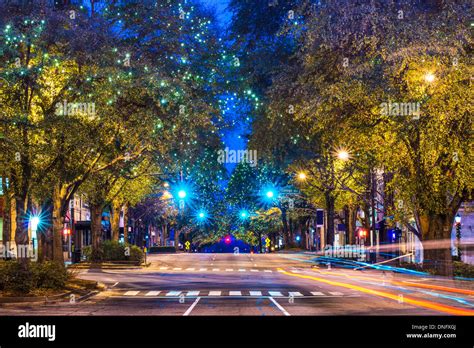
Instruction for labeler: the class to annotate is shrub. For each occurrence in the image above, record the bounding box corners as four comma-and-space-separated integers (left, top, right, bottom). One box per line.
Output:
0, 261, 67, 293
128, 245, 144, 263
454, 261, 474, 278
102, 240, 125, 261
81, 241, 144, 263
31, 261, 68, 289
0, 261, 33, 293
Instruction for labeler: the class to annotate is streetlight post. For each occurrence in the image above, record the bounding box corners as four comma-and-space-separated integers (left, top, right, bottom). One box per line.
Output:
455, 214, 462, 260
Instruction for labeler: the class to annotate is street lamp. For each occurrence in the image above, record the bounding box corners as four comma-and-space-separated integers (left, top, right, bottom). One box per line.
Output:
30, 216, 40, 232
424, 72, 435, 83
266, 190, 274, 199
455, 213, 462, 259
178, 190, 187, 199
455, 214, 461, 224
239, 210, 249, 219
297, 172, 307, 181
336, 149, 350, 161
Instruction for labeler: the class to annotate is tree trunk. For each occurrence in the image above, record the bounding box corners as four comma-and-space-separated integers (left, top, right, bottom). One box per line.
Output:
420, 213, 454, 277
174, 227, 180, 251
2, 188, 11, 250
111, 202, 121, 241
14, 196, 29, 264
52, 187, 65, 263
123, 202, 129, 243
280, 207, 290, 248
346, 205, 357, 245
90, 203, 103, 262
325, 192, 335, 246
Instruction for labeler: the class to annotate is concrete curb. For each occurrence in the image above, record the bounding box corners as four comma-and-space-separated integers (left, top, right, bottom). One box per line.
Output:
0, 291, 71, 304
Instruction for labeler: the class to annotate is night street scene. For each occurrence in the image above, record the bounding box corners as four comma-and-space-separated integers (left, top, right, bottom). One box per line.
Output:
0, 0, 473, 347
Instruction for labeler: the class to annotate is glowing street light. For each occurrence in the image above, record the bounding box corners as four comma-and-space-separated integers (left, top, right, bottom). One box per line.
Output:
337, 149, 350, 161
30, 216, 40, 232
239, 210, 249, 219
266, 190, 274, 199
297, 172, 307, 181
178, 190, 187, 199
424, 72, 435, 83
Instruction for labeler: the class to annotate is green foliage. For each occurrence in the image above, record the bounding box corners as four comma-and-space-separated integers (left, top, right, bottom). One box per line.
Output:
82, 241, 144, 263
453, 262, 474, 279
0, 261, 68, 294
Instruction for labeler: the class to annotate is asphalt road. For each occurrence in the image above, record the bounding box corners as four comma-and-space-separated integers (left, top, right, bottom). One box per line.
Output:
1, 252, 473, 316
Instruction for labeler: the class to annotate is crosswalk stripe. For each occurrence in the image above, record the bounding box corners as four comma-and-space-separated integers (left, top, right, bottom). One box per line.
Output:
199, 268, 207, 271
166, 291, 182, 296
225, 269, 233, 272
185, 268, 195, 271
159, 267, 168, 270
119, 290, 349, 298
277, 270, 284, 273
212, 268, 220, 271
250, 269, 258, 272
146, 291, 161, 296
311, 292, 324, 296
238, 269, 246, 272
264, 270, 272, 273
269, 291, 283, 297
173, 268, 182, 271
124, 291, 140, 296
289, 291, 303, 297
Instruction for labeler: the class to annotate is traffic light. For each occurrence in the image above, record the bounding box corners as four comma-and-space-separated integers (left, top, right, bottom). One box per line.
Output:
358, 229, 367, 238
224, 236, 231, 244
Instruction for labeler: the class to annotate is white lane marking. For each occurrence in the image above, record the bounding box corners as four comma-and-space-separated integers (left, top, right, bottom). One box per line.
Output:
199, 268, 207, 271
250, 269, 258, 272
146, 291, 161, 296
225, 269, 233, 272
166, 291, 182, 296
159, 267, 169, 270
173, 268, 182, 271
186, 291, 200, 297
269, 297, 290, 316
183, 297, 201, 316
208, 291, 221, 296
229, 291, 242, 296
249, 291, 262, 296
311, 292, 324, 296
329, 292, 344, 296
277, 270, 285, 273
269, 291, 283, 297
212, 268, 220, 271
185, 268, 195, 271
289, 291, 303, 297
264, 270, 272, 273
124, 291, 140, 296
238, 269, 246, 272
111, 282, 119, 288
